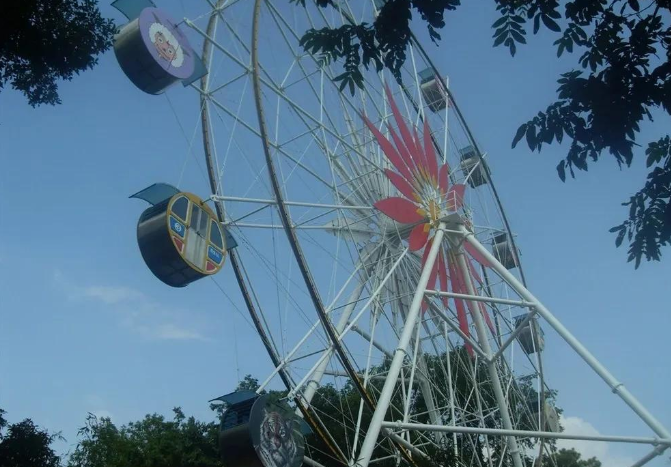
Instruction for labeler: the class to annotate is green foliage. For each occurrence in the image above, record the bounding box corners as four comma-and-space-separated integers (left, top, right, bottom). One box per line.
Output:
550, 448, 602, 467
12, 367, 597, 467
235, 374, 262, 392
67, 409, 223, 467
610, 136, 671, 267
297, 0, 459, 94
0, 409, 62, 467
293, 0, 671, 267
0, 0, 116, 106
301, 348, 560, 467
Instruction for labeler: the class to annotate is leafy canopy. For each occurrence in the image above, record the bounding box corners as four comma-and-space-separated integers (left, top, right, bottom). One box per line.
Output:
0, 0, 116, 106
295, 0, 671, 268
0, 408, 62, 467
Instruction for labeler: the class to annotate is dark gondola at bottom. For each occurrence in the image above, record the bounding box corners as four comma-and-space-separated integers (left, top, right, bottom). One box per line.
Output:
131, 183, 230, 287
212, 391, 306, 467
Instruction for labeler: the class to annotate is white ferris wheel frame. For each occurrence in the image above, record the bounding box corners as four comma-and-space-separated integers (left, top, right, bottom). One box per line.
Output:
170, 1, 671, 466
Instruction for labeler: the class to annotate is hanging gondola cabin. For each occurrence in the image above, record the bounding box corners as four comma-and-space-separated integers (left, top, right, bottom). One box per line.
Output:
213, 391, 306, 467
131, 183, 227, 287
112, 1, 197, 94
418, 68, 448, 113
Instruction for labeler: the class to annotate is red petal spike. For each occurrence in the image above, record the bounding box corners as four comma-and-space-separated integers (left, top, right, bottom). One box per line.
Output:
384, 84, 420, 160
438, 163, 450, 195
388, 126, 419, 178
413, 126, 429, 175
362, 115, 414, 182
385, 169, 416, 200
463, 242, 492, 268
374, 197, 424, 224
446, 184, 466, 211
423, 118, 439, 183
408, 223, 430, 251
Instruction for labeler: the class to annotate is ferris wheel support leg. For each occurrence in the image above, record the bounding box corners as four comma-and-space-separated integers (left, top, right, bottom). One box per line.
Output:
460, 226, 671, 444
453, 250, 524, 467
355, 224, 446, 467
630, 445, 669, 467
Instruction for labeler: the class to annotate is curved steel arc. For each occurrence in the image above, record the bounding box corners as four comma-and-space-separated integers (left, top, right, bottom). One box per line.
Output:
250, 1, 421, 465
250, 0, 370, 415
198, 4, 346, 465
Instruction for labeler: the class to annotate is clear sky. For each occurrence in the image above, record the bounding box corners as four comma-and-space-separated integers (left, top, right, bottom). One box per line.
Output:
0, 2, 669, 466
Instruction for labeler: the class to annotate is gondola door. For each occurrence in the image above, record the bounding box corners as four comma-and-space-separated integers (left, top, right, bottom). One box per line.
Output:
185, 203, 209, 270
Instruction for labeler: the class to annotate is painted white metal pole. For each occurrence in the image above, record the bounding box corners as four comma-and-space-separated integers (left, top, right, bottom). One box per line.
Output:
454, 250, 524, 467
630, 446, 669, 467
380, 421, 671, 446
461, 226, 671, 443
443, 322, 459, 458
301, 277, 370, 405
355, 224, 446, 467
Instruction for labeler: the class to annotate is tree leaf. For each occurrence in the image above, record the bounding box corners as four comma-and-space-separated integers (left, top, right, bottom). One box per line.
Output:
512, 123, 528, 148
533, 14, 541, 34
492, 16, 508, 28
557, 160, 566, 182
615, 228, 626, 247
628, 0, 640, 11
526, 124, 537, 150
511, 30, 527, 44
542, 15, 561, 32
493, 32, 507, 47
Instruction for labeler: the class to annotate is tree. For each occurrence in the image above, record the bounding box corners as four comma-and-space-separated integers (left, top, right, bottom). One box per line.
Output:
0, 0, 116, 106
550, 448, 602, 467
294, 0, 671, 267
0, 408, 62, 467
67, 409, 223, 467
65, 367, 601, 467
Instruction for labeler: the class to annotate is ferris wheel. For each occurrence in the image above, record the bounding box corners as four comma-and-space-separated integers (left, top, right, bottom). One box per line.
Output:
112, 1, 671, 466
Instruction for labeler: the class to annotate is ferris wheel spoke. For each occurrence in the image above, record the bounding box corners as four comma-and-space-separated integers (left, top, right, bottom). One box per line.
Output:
257, 242, 384, 391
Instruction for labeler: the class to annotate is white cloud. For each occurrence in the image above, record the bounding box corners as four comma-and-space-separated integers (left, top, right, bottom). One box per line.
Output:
80, 285, 144, 305
154, 324, 207, 341
55, 270, 208, 342
557, 416, 636, 467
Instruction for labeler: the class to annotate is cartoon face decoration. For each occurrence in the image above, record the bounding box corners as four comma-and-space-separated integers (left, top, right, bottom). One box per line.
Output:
113, 5, 204, 94
153, 31, 176, 61
257, 409, 298, 467
138, 7, 195, 79
148, 21, 182, 67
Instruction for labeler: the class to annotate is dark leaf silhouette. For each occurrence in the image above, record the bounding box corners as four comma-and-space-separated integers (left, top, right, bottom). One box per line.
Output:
0, 0, 116, 106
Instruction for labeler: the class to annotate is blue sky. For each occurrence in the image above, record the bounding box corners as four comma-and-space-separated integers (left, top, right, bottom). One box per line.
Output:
0, 2, 669, 466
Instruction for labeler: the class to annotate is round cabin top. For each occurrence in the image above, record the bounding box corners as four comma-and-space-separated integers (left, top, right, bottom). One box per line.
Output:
138, 7, 195, 79
249, 395, 305, 467
167, 192, 226, 275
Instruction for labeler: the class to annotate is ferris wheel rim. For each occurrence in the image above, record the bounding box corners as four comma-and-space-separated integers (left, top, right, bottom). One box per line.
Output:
190, 1, 549, 464
196, 3, 353, 464
248, 2, 420, 464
